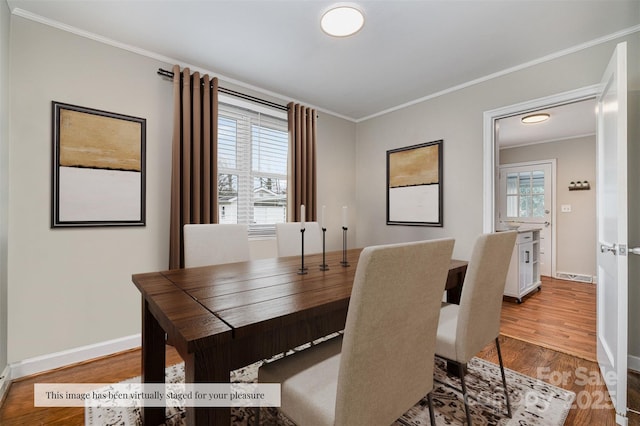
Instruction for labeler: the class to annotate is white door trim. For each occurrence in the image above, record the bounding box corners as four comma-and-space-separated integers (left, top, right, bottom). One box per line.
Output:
482, 84, 600, 234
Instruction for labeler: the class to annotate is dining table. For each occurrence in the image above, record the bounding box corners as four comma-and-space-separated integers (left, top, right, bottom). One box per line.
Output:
132, 248, 467, 426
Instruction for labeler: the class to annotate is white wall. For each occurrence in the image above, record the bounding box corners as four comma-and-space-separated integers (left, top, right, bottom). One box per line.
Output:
500, 136, 597, 279
7, 16, 356, 363
1, 0, 11, 371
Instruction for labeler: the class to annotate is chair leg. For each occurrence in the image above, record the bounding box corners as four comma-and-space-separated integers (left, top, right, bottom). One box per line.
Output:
457, 361, 473, 425
495, 337, 512, 418
427, 392, 436, 425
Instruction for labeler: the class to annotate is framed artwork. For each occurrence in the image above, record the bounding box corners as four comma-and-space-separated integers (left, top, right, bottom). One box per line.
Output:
386, 140, 443, 226
51, 102, 146, 227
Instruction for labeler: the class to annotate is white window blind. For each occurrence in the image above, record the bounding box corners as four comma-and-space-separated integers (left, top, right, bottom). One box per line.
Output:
217, 99, 288, 237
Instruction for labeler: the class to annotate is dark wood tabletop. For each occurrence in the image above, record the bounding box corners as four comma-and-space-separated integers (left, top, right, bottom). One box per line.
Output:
132, 248, 467, 426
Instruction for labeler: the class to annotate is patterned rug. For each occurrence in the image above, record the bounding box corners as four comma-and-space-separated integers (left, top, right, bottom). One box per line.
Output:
86, 346, 574, 425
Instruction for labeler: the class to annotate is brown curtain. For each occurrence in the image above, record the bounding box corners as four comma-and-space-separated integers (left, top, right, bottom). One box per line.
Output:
169, 65, 219, 269
288, 102, 317, 222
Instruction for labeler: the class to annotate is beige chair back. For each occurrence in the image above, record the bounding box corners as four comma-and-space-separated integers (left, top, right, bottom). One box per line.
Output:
183, 224, 250, 267
334, 238, 455, 426
455, 231, 517, 361
275, 222, 322, 257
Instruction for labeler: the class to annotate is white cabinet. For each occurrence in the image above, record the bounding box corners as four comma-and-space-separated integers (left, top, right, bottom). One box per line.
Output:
504, 229, 541, 303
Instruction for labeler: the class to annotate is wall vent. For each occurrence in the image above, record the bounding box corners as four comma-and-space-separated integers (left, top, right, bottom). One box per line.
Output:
556, 272, 594, 283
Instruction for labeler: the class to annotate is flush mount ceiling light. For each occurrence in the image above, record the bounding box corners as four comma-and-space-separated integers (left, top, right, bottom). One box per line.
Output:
321, 5, 364, 37
521, 113, 550, 124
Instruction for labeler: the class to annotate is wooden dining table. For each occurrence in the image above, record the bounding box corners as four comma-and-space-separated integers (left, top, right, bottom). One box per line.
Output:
132, 248, 467, 426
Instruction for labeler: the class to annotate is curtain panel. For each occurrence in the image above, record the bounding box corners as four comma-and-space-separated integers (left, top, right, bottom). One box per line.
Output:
169, 65, 219, 269
288, 102, 317, 222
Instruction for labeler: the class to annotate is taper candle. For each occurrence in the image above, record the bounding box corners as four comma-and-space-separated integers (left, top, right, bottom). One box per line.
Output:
342, 206, 348, 228
300, 204, 305, 229
321, 205, 326, 229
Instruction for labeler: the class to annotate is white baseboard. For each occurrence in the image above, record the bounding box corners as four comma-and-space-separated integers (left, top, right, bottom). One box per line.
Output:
555, 271, 594, 283
9, 334, 141, 381
629, 354, 640, 373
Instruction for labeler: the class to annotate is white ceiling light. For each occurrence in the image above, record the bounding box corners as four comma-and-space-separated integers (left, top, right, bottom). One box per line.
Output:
521, 113, 550, 124
321, 5, 364, 37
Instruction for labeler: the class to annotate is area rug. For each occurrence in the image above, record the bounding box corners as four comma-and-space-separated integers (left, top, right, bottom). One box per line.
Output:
86, 353, 574, 426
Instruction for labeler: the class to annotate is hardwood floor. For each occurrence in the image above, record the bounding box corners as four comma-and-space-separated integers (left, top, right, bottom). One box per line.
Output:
500, 275, 597, 362
0, 346, 183, 426
0, 276, 631, 425
478, 336, 616, 425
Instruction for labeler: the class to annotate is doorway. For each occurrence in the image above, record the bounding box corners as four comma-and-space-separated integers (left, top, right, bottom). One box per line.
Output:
498, 160, 554, 276
483, 87, 599, 281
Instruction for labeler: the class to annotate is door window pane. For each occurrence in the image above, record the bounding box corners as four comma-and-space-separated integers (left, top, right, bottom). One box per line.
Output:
532, 170, 545, 194
532, 195, 545, 217
505, 168, 546, 220
507, 174, 518, 195
519, 172, 531, 195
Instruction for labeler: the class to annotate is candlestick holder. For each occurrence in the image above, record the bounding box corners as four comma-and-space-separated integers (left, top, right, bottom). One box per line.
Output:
320, 227, 329, 271
298, 228, 308, 275
341, 226, 350, 267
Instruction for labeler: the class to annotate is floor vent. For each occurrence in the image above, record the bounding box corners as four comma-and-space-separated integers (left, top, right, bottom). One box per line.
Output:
556, 272, 594, 283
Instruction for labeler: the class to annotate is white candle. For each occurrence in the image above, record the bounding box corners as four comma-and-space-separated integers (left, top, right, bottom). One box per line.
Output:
300, 204, 305, 229
321, 205, 326, 229
342, 206, 348, 228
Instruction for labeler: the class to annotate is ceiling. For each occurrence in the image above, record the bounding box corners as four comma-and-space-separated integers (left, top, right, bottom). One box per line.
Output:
497, 98, 597, 148
7, 0, 640, 125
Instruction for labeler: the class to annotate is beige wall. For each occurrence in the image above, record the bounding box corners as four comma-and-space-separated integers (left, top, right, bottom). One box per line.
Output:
500, 136, 597, 279
7, 16, 356, 363
355, 33, 640, 360
355, 33, 639, 259
6, 10, 640, 367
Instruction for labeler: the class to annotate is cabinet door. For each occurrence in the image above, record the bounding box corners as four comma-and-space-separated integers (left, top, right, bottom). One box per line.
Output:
518, 242, 533, 292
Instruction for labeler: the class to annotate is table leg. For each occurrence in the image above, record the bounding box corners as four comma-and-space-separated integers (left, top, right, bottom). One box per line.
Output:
184, 343, 231, 426
446, 268, 466, 304
141, 298, 166, 426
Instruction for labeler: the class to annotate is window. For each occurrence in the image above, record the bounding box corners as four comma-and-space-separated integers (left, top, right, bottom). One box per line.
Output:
506, 170, 545, 218
217, 97, 288, 237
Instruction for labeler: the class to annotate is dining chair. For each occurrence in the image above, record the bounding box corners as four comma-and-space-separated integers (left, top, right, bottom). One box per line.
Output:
258, 238, 455, 425
183, 223, 250, 267
275, 222, 323, 257
434, 231, 517, 425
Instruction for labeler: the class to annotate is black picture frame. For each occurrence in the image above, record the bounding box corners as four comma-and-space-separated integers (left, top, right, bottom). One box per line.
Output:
386, 140, 443, 227
51, 101, 146, 228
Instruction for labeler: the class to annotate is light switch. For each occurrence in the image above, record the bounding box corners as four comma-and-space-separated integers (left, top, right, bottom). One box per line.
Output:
561, 204, 572, 213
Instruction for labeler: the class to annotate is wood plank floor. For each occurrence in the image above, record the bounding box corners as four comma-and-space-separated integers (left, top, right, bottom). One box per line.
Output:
0, 276, 633, 425
500, 276, 597, 362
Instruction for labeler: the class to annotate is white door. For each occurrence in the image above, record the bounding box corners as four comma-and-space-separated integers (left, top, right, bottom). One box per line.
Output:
596, 42, 628, 425
499, 161, 553, 276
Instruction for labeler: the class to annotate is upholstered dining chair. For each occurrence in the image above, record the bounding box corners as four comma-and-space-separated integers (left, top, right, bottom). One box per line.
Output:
183, 223, 250, 267
434, 231, 517, 425
258, 238, 455, 426
275, 222, 323, 257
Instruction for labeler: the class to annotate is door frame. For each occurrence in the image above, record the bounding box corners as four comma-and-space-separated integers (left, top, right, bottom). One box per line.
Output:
498, 159, 556, 278
482, 84, 599, 235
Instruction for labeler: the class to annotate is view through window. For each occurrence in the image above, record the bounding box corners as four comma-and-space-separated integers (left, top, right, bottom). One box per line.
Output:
217, 99, 288, 236
506, 170, 545, 218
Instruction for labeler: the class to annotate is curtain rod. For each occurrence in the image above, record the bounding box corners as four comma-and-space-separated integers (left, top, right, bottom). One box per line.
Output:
157, 68, 289, 112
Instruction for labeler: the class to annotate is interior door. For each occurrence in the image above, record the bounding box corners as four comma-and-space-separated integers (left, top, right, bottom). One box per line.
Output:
596, 41, 628, 425
499, 161, 553, 276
